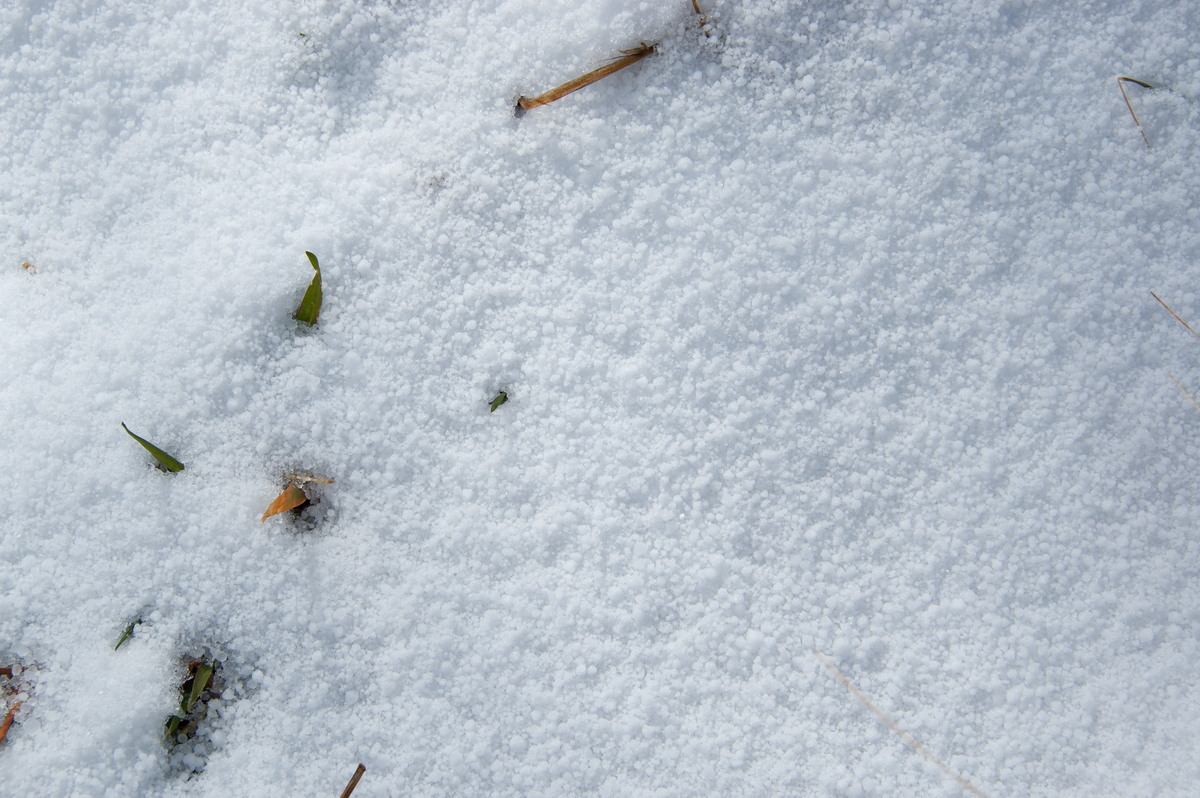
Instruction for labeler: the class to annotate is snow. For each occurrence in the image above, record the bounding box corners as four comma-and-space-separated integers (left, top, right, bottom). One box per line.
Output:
2, 0, 1199, 795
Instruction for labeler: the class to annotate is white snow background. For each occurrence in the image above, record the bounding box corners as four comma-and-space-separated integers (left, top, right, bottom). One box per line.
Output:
2, 0, 1199, 795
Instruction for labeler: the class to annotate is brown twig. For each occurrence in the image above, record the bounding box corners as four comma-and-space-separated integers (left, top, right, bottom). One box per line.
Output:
0, 701, 21, 745
1117, 77, 1153, 148
339, 763, 366, 798
517, 43, 657, 113
690, 0, 712, 36
1150, 292, 1200, 340
1168, 373, 1200, 412
813, 649, 989, 798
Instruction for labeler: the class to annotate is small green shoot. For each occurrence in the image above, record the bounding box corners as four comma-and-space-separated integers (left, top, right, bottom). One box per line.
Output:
114, 619, 142, 651
489, 391, 509, 412
166, 659, 217, 743
184, 662, 213, 714
293, 251, 323, 325
121, 422, 185, 472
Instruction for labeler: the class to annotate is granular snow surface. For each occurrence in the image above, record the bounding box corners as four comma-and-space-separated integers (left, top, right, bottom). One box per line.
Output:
2, 1, 1199, 795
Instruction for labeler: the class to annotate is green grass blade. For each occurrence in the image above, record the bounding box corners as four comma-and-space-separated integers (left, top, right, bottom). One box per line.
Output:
165, 715, 182, 740
114, 621, 138, 651
489, 391, 508, 412
293, 251, 323, 325
185, 662, 213, 714
121, 423, 184, 472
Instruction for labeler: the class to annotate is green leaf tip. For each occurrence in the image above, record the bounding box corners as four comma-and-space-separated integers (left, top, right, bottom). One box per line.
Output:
489, 391, 509, 412
114, 620, 140, 651
184, 662, 214, 714
165, 659, 218, 743
121, 422, 185, 472
293, 251, 323, 325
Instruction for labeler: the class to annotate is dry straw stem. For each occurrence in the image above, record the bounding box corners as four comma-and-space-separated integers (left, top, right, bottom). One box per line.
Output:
1168, 372, 1200, 412
813, 649, 990, 798
339, 763, 366, 798
691, 0, 711, 33
1150, 292, 1200, 340
1117, 76, 1153, 148
517, 43, 657, 112
286, 472, 335, 485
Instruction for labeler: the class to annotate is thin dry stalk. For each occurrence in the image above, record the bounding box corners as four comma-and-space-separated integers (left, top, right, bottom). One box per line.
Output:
1150, 292, 1200, 340
339, 763, 366, 798
1168, 372, 1200, 412
0, 701, 21, 745
690, 0, 712, 35
517, 43, 657, 113
813, 650, 989, 798
286, 473, 335, 485
1117, 77, 1153, 148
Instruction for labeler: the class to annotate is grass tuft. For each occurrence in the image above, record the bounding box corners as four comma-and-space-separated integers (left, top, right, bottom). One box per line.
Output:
165, 658, 219, 743
489, 391, 509, 412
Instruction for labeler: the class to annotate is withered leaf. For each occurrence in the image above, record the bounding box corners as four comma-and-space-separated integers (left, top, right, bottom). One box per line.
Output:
261, 482, 308, 522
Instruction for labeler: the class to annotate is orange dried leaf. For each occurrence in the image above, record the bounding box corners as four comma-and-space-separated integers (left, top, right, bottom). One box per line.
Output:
261, 482, 308, 522
0, 701, 21, 745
